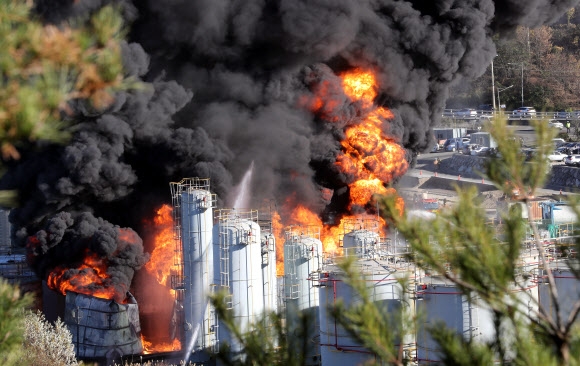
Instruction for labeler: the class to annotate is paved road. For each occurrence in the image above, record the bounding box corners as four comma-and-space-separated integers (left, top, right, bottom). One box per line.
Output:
406, 166, 566, 196
409, 150, 570, 198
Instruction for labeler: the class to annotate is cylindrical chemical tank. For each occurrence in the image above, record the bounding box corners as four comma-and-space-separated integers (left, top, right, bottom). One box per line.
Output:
342, 229, 380, 256
500, 272, 539, 360
170, 178, 217, 361
415, 282, 494, 364
341, 218, 379, 250
539, 268, 580, 322
213, 210, 265, 355
64, 291, 142, 363
284, 226, 323, 365
319, 261, 404, 366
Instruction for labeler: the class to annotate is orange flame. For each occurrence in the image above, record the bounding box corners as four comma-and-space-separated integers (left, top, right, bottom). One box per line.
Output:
141, 336, 181, 354
272, 211, 285, 276
141, 204, 182, 352
337, 69, 408, 207
144, 204, 178, 292
46, 249, 122, 302
45, 226, 145, 303
276, 68, 408, 267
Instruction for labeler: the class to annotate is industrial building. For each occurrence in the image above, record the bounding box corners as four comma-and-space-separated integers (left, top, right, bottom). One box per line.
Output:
3, 177, 580, 365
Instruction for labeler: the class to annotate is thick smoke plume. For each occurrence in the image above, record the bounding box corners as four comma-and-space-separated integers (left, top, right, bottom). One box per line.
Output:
3, 0, 578, 292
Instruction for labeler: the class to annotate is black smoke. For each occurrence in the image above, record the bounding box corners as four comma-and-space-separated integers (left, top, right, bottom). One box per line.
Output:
3, 0, 578, 290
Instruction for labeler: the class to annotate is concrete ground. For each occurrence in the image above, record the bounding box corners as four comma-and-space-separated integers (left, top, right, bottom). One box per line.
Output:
395, 152, 570, 215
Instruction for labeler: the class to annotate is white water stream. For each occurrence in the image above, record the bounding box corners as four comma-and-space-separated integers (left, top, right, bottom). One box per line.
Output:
232, 161, 255, 209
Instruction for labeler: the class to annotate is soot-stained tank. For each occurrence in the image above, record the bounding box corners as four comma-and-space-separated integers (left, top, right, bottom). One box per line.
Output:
64, 291, 143, 363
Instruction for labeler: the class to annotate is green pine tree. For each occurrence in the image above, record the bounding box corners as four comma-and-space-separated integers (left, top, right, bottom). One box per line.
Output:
0, 0, 139, 206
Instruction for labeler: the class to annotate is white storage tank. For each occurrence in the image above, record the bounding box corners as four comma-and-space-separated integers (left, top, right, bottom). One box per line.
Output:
170, 177, 217, 361
539, 267, 580, 322
213, 209, 265, 355
415, 280, 494, 363
284, 225, 323, 365
342, 229, 380, 255
319, 261, 406, 366
319, 219, 411, 365
416, 270, 540, 363
64, 291, 142, 363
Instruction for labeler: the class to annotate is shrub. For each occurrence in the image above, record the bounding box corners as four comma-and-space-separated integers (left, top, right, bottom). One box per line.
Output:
22, 311, 78, 366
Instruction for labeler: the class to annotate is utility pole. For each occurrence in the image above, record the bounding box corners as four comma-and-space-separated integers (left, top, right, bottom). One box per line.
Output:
491, 59, 496, 111
520, 62, 524, 106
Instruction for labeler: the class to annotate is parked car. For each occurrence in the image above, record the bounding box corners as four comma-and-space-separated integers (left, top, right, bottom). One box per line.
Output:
553, 138, 566, 146
471, 146, 490, 156
547, 151, 567, 162
454, 108, 478, 119
478, 114, 494, 122
558, 143, 580, 155
548, 120, 564, 129
443, 138, 465, 152
564, 155, 580, 167
477, 104, 494, 117
512, 106, 537, 117
557, 142, 577, 151
445, 141, 458, 152
462, 144, 480, 155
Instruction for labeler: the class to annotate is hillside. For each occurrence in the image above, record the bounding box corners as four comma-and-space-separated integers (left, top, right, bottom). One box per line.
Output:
447, 6, 580, 112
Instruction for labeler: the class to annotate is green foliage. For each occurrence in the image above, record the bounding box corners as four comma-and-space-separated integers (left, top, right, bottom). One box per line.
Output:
0, 0, 140, 207
0, 279, 33, 366
0, 0, 135, 161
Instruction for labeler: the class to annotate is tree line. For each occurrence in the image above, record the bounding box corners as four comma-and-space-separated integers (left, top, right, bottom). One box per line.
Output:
449, 7, 580, 112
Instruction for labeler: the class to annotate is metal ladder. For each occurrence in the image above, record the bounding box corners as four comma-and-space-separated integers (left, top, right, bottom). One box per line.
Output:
219, 227, 233, 310
208, 284, 219, 353
285, 237, 300, 300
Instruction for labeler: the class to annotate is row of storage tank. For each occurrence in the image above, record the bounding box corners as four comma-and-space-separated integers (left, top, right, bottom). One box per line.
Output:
60, 178, 580, 364
171, 178, 580, 365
